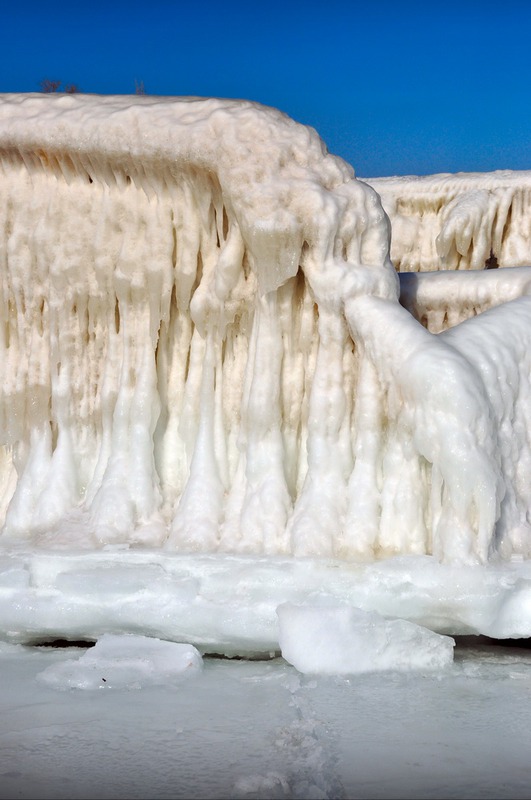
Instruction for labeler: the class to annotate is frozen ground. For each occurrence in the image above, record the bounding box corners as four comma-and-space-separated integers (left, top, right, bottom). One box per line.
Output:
0, 637, 530, 800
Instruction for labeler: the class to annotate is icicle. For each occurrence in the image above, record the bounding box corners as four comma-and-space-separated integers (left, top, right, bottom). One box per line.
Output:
168, 331, 224, 551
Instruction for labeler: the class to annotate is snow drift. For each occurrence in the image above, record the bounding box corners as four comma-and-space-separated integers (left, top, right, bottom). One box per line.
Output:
0, 93, 531, 569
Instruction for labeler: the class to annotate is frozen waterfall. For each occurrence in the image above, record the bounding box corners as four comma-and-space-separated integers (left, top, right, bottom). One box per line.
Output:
1, 93, 531, 566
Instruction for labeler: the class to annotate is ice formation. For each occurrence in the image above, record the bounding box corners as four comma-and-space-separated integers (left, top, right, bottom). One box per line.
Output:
399, 266, 531, 333
0, 93, 531, 571
37, 634, 203, 690
277, 602, 455, 674
368, 171, 531, 272
2, 550, 531, 651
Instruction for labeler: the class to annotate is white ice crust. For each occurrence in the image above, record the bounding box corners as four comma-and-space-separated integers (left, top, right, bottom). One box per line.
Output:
1, 93, 531, 649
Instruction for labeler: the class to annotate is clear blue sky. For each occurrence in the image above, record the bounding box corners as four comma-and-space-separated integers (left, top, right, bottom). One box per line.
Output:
2, 0, 530, 177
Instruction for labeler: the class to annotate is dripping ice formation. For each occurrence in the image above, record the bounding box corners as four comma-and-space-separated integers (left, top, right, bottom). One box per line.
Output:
1, 92, 531, 574
368, 171, 531, 272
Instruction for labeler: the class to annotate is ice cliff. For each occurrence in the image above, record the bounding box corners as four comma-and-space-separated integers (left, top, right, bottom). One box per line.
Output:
0, 93, 530, 565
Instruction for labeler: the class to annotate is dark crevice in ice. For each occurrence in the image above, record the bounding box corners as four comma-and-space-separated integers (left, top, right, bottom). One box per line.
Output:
454, 634, 531, 650
30, 638, 96, 649
204, 651, 281, 661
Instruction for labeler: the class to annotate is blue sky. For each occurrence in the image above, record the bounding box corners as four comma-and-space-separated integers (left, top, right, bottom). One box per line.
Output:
2, 0, 530, 177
